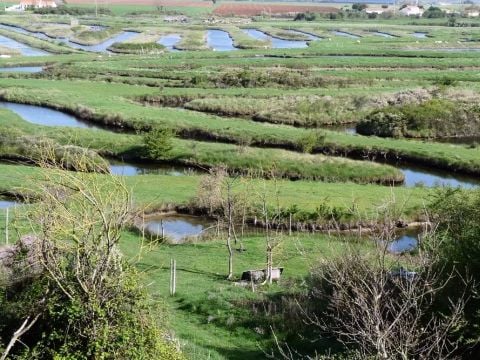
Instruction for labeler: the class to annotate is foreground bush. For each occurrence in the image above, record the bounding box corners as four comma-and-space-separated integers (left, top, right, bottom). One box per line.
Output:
427, 188, 480, 357
304, 247, 466, 359
0, 163, 182, 359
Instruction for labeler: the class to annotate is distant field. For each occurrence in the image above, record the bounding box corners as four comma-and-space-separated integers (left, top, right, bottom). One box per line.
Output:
213, 3, 339, 16
67, 0, 212, 6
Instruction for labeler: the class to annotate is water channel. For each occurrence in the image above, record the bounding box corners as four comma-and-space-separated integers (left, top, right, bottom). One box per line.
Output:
372, 31, 396, 38
0, 34, 49, 56
0, 101, 101, 129
142, 213, 422, 251
412, 32, 428, 39
0, 199, 17, 209
243, 29, 311, 49
207, 29, 236, 51
157, 34, 181, 51
65, 31, 138, 52
331, 30, 361, 39
109, 160, 200, 176
0, 23, 138, 53
0, 66, 43, 73
143, 214, 213, 243
2, 100, 478, 189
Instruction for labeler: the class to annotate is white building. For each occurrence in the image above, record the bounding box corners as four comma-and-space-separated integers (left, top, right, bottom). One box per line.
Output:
366, 7, 387, 15
465, 10, 480, 17
400, 5, 424, 16
7, 0, 57, 12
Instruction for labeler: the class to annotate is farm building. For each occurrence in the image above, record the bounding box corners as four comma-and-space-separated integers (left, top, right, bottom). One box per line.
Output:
465, 8, 480, 17
365, 7, 387, 15
400, 5, 424, 16
6, 0, 58, 11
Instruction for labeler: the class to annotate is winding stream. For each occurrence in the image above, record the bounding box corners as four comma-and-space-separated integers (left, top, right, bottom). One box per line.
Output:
400, 164, 479, 188
0, 101, 100, 128
65, 31, 139, 52
1, 100, 478, 188
0, 34, 49, 56
0, 23, 138, 53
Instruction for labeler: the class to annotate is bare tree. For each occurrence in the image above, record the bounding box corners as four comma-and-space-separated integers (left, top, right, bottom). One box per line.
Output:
26, 158, 133, 304
255, 173, 284, 285
224, 175, 236, 280
195, 167, 242, 280
306, 246, 466, 360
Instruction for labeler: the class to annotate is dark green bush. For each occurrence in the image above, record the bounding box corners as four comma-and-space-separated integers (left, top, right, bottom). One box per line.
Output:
143, 128, 175, 160
357, 99, 480, 138
423, 6, 446, 18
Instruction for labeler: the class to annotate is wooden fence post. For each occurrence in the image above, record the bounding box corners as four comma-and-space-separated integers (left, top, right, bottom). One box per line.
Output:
170, 258, 176, 296
289, 213, 292, 236
5, 207, 8, 245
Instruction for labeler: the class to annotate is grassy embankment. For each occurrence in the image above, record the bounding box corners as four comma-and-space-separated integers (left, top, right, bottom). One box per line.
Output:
0, 109, 403, 184
0, 28, 78, 54
0, 78, 479, 176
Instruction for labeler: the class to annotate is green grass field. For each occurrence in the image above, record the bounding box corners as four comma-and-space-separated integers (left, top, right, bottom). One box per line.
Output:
0, 5, 479, 359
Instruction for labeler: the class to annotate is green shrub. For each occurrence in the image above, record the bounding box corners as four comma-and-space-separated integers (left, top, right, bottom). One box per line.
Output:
423, 6, 446, 18
294, 12, 317, 21
143, 128, 175, 160
357, 99, 480, 138
297, 130, 326, 153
